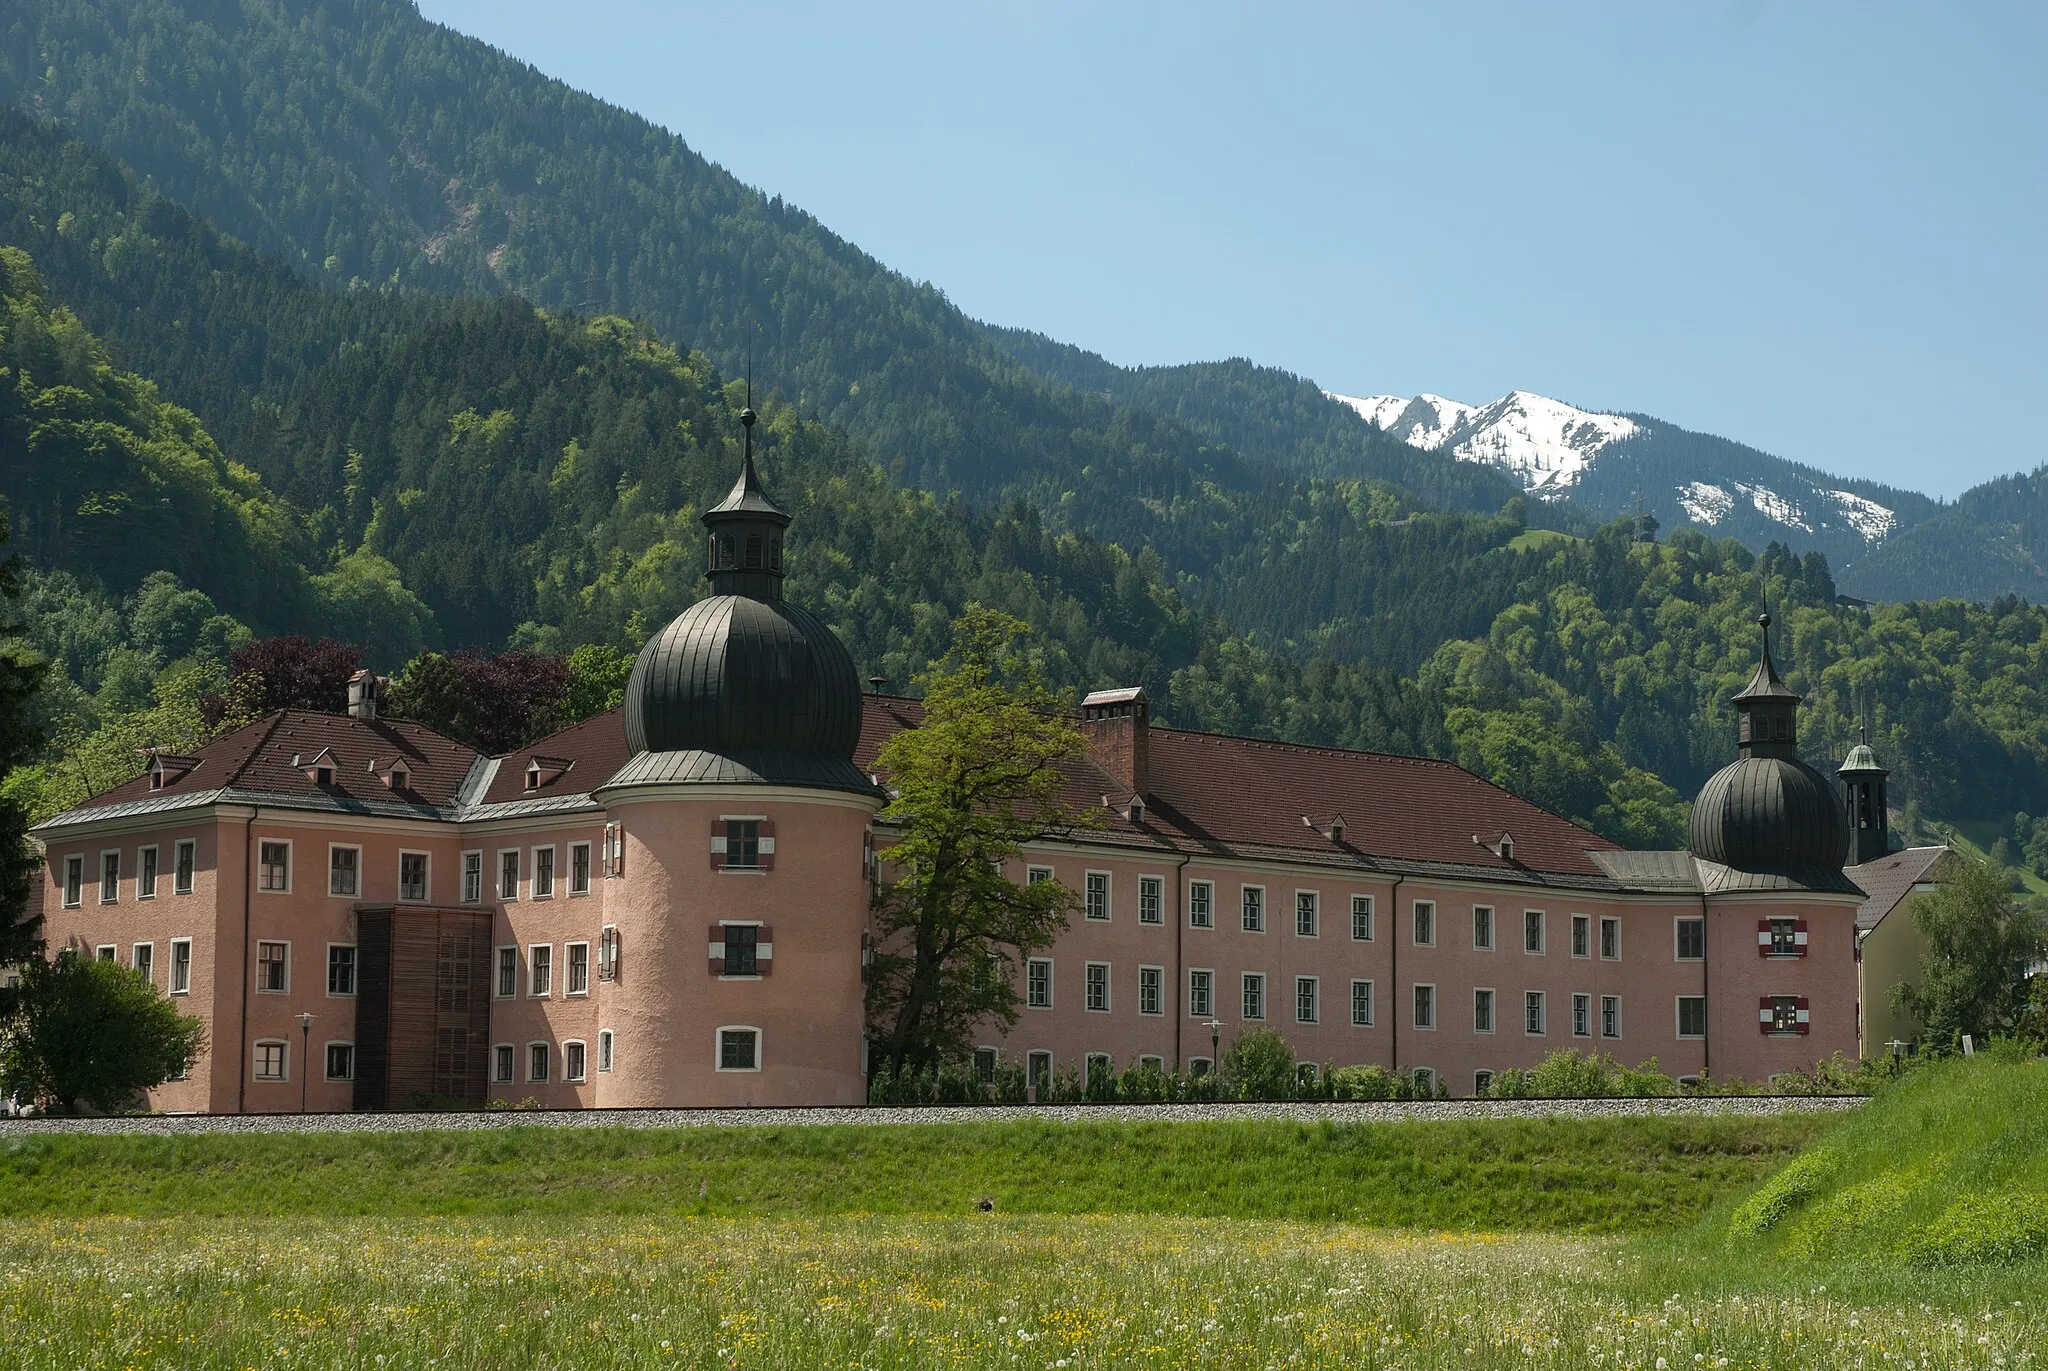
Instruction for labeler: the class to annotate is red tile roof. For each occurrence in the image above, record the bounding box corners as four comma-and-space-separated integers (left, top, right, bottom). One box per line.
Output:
479, 707, 634, 806
1847, 846, 1952, 932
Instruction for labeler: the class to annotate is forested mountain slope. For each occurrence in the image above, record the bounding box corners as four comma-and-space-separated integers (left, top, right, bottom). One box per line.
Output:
1841, 465, 2048, 604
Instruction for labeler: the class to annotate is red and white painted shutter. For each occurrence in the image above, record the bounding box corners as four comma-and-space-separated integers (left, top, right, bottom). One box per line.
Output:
710, 819, 727, 872
1795, 995, 1811, 1034
1757, 920, 1772, 957
1758, 995, 1774, 1033
708, 922, 726, 975
757, 922, 773, 976
1793, 919, 1809, 956
758, 819, 776, 872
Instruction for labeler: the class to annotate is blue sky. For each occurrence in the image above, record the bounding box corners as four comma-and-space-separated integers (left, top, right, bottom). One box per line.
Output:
418, 1, 2043, 498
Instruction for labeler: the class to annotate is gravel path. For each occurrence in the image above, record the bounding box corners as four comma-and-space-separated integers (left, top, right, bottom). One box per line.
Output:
0, 1094, 1864, 1137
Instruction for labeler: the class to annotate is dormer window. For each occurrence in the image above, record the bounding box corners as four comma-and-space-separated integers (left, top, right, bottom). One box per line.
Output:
524, 756, 573, 793
1304, 814, 1347, 843
371, 758, 412, 790
1499, 835, 1514, 861
142, 751, 202, 790
297, 747, 339, 786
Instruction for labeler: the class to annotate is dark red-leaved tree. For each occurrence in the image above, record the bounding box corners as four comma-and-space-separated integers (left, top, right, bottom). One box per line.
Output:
387, 650, 571, 754
207, 637, 364, 723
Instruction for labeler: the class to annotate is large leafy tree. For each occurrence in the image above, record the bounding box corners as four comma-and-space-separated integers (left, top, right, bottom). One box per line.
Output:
867, 609, 1093, 1074
1, 948, 206, 1113
0, 500, 48, 965
1891, 857, 2048, 1050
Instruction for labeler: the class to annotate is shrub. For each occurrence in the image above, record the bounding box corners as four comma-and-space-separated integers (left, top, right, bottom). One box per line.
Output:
1728, 1150, 1839, 1240
1786, 1171, 1920, 1259
1116, 1062, 1171, 1103
1904, 1189, 2048, 1267
1328, 1064, 1399, 1101
1221, 1029, 1296, 1101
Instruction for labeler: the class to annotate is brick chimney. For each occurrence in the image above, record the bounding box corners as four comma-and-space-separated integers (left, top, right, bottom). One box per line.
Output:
1080, 687, 1148, 802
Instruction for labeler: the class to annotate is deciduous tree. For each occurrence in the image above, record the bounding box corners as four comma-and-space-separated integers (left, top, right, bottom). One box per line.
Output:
1, 948, 206, 1113
1891, 857, 2048, 1050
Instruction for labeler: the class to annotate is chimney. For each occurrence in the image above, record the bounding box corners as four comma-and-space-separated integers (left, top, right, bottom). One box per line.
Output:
1080, 687, 1148, 801
346, 669, 383, 720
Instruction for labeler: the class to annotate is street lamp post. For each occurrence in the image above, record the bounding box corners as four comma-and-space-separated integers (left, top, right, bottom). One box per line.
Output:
296, 1011, 314, 1114
1205, 1018, 1222, 1075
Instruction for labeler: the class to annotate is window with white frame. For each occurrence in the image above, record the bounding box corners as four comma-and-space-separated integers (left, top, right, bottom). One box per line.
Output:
1242, 885, 1265, 933
462, 851, 483, 904
1139, 875, 1163, 924
1027, 1050, 1052, 1089
1138, 1054, 1164, 1072
564, 1040, 587, 1082
1138, 965, 1162, 1016
533, 846, 556, 899
258, 842, 290, 893
170, 938, 192, 994
256, 941, 289, 993
1474, 1069, 1495, 1096
529, 944, 553, 997
493, 1043, 515, 1083
100, 850, 120, 903
1084, 871, 1109, 921
1525, 991, 1547, 1035
723, 820, 761, 870
325, 1043, 355, 1081
1084, 961, 1109, 1012
1473, 987, 1495, 1033
1296, 976, 1318, 1023
96, 944, 116, 962
1675, 917, 1706, 961
1572, 992, 1591, 1037
1351, 978, 1374, 1026
1188, 880, 1213, 928
1026, 864, 1053, 886
1473, 905, 1494, 950
1295, 890, 1318, 937
174, 839, 196, 894
1085, 1053, 1113, 1087
1570, 913, 1591, 958
597, 1030, 614, 1073
717, 1028, 760, 1071
1677, 996, 1707, 1038
1187, 1055, 1214, 1077
566, 942, 590, 995
1602, 995, 1621, 1038
133, 942, 154, 984
253, 1040, 288, 1081
528, 1042, 551, 1083
496, 946, 519, 999
327, 945, 357, 997
329, 845, 360, 897
1241, 971, 1265, 1020
1187, 968, 1212, 1018
1351, 894, 1375, 941
62, 854, 83, 908
399, 851, 428, 902
138, 845, 158, 900
1412, 900, 1435, 946
1600, 917, 1621, 960
569, 842, 592, 895
1524, 910, 1546, 954
1413, 983, 1436, 1030
1026, 958, 1052, 1009
499, 849, 521, 901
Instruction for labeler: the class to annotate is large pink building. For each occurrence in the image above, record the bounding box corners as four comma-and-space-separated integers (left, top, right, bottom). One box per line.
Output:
30, 420, 1876, 1110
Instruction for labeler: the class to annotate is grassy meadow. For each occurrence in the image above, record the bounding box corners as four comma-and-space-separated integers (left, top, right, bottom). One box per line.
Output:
3, 1063, 2044, 1369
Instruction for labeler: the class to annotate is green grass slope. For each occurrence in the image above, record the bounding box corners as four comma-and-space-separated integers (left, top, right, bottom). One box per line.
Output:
0, 1114, 1826, 1233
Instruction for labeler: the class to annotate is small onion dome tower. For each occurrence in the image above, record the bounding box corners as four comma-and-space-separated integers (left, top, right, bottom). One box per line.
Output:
1838, 733, 1891, 866
612, 405, 871, 793
1688, 613, 1850, 881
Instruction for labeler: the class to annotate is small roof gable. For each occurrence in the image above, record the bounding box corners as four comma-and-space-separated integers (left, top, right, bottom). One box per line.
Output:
1849, 846, 1954, 932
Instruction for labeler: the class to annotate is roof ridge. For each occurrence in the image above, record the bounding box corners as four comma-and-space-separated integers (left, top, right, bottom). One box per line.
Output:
1149, 723, 1463, 769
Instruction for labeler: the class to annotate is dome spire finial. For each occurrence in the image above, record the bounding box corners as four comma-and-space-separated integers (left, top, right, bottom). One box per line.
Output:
702, 378, 791, 599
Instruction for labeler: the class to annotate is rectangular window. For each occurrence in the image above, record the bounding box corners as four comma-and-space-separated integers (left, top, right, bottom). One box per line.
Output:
1351, 979, 1374, 1026
1295, 890, 1318, 937
1188, 880, 1213, 928
1473, 988, 1495, 1033
258, 842, 290, 893
462, 851, 483, 904
174, 839, 196, 894
254, 1041, 287, 1081
1085, 871, 1109, 921
1572, 993, 1591, 1037
138, 846, 158, 900
529, 945, 553, 997
1026, 958, 1052, 1009
1139, 875, 1163, 925
1413, 983, 1436, 1030
1241, 886, 1265, 933
533, 846, 556, 899
565, 1041, 587, 1083
1351, 894, 1375, 941
1602, 995, 1621, 1038
330, 845, 360, 897
718, 1029, 758, 1071
1769, 996, 1804, 1034
1571, 913, 1590, 958
96, 944, 117, 961
1524, 910, 1546, 955
327, 945, 357, 997
1295, 976, 1318, 1023
100, 850, 120, 903
1187, 1056, 1214, 1078
1768, 918, 1802, 957
494, 1043, 515, 1083
723, 924, 758, 977
399, 851, 428, 902
62, 855, 82, 908
496, 946, 519, 999
528, 1042, 551, 1083
1026, 864, 1053, 885
1473, 905, 1494, 950
1085, 1053, 1113, 1086
499, 850, 521, 901
1412, 900, 1436, 947
1525, 991, 1547, 1035
1138, 965, 1163, 1016
598, 1030, 614, 1073
325, 1043, 355, 1081
1241, 972, 1265, 1020
133, 942, 154, 984
725, 820, 761, 870
1085, 961, 1109, 1012
1187, 968, 1212, 1018
570, 842, 592, 895
1026, 1051, 1052, 1089
170, 939, 192, 995
1474, 1069, 1495, 1096
1677, 996, 1707, 1038
257, 941, 289, 994
1676, 917, 1707, 961
1600, 917, 1621, 960
567, 942, 590, 995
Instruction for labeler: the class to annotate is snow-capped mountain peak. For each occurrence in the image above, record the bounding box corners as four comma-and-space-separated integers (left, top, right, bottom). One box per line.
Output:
1330, 388, 1637, 494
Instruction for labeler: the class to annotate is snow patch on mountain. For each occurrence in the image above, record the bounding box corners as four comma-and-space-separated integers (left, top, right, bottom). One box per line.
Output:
1736, 482, 1812, 533
1823, 489, 1898, 541
1330, 388, 1636, 495
1677, 481, 1734, 526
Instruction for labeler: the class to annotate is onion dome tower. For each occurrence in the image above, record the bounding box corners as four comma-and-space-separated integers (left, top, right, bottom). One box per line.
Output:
610, 405, 871, 793
1688, 613, 1851, 883
1838, 731, 1891, 866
